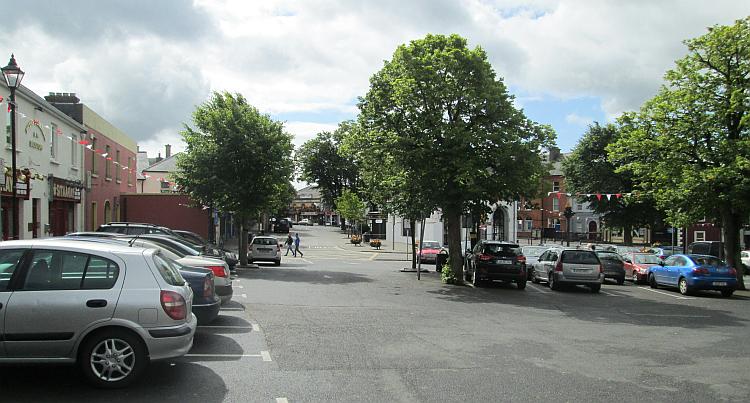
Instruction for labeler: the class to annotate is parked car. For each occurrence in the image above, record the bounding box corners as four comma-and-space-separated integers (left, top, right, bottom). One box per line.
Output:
0, 239, 196, 388
172, 229, 239, 270
647, 246, 682, 259
622, 252, 662, 284
272, 218, 291, 233
96, 222, 177, 236
648, 254, 737, 297
417, 240, 444, 264
742, 250, 750, 274
464, 240, 527, 289
298, 218, 312, 226
596, 251, 626, 285
686, 241, 724, 259
532, 248, 603, 293
520, 245, 549, 280
248, 236, 282, 266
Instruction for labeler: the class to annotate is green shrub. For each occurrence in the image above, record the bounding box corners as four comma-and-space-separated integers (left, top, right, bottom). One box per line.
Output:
441, 262, 458, 284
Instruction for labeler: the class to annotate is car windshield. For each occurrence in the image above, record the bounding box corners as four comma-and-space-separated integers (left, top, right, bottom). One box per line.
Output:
521, 246, 547, 257
690, 256, 724, 266
596, 252, 623, 262
253, 238, 278, 245
482, 244, 520, 257
633, 254, 662, 264
561, 250, 599, 264
422, 241, 441, 249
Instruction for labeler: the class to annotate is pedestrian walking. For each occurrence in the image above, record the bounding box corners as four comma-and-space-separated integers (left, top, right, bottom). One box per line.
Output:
294, 233, 304, 257
284, 234, 295, 256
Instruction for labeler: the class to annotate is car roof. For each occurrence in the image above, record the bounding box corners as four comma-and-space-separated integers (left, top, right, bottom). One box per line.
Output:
2, 238, 150, 255
481, 240, 519, 245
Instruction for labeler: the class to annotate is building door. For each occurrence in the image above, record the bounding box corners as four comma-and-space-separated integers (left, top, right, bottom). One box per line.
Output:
492, 208, 505, 240
588, 221, 598, 240
49, 201, 68, 237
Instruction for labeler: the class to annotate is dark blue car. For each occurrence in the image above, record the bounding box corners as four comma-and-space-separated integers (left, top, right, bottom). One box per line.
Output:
648, 254, 737, 297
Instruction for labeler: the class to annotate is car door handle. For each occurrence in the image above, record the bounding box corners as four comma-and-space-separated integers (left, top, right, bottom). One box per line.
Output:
86, 299, 108, 308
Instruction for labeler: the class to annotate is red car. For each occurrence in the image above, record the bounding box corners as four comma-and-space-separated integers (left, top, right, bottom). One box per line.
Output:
418, 240, 444, 263
622, 252, 662, 284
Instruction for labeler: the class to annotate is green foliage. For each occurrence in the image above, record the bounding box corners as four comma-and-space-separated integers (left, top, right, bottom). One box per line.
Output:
174, 91, 294, 220
356, 33, 555, 280
440, 262, 457, 284
297, 121, 361, 209
335, 189, 366, 224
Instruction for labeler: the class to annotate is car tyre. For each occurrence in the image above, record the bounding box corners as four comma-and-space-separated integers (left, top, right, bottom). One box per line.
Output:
548, 272, 560, 291
649, 274, 658, 289
274, 259, 281, 266
616, 276, 625, 286
532, 275, 540, 284
632, 271, 640, 284
678, 277, 692, 295
590, 284, 601, 293
721, 289, 734, 298
472, 269, 481, 288
79, 329, 147, 389
517, 280, 527, 290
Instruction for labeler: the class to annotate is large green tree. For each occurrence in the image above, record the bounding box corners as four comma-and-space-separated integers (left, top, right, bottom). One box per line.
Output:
297, 121, 361, 228
563, 122, 663, 244
609, 18, 750, 287
358, 34, 554, 281
175, 91, 294, 265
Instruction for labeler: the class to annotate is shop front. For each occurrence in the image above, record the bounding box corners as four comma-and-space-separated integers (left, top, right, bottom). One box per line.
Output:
1, 168, 31, 240
49, 177, 83, 236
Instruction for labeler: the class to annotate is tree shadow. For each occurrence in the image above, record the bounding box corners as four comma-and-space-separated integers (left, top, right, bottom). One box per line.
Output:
236, 267, 373, 285
426, 282, 747, 329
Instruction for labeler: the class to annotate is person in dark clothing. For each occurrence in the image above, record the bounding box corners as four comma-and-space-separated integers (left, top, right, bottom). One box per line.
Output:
294, 233, 304, 257
284, 234, 295, 256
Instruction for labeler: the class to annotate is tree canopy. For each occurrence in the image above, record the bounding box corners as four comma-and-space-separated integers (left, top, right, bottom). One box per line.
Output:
609, 18, 750, 285
358, 33, 554, 281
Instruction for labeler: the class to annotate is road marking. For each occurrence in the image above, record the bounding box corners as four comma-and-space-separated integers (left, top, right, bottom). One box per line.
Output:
638, 286, 695, 300
241, 293, 248, 298
197, 325, 253, 329
276, 398, 289, 403
600, 290, 618, 296
235, 285, 244, 289
527, 284, 551, 293
301, 258, 313, 264
623, 313, 711, 318
261, 350, 272, 362
369, 253, 379, 261
184, 354, 261, 358
252, 323, 260, 332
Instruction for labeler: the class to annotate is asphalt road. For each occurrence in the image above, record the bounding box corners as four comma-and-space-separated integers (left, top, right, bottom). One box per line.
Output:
2, 225, 750, 402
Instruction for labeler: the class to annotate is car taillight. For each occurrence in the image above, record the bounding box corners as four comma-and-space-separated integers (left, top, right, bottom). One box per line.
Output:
517, 255, 526, 264
207, 265, 227, 278
599, 264, 604, 273
479, 254, 492, 261
555, 261, 563, 272
203, 276, 214, 298
692, 267, 709, 275
160, 290, 187, 320
728, 268, 737, 276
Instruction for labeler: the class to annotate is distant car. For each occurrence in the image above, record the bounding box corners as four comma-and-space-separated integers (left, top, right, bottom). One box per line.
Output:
742, 251, 750, 274
173, 230, 238, 270
298, 219, 312, 226
622, 252, 662, 284
647, 246, 682, 259
520, 245, 549, 281
464, 241, 527, 289
0, 239, 196, 388
249, 236, 282, 266
532, 248, 603, 293
418, 240, 444, 264
686, 241, 724, 259
648, 254, 737, 297
596, 251, 626, 285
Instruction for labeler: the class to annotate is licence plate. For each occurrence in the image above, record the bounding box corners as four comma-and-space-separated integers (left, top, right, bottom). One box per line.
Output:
713, 282, 727, 286
496, 260, 512, 265
573, 269, 589, 273
258, 248, 271, 252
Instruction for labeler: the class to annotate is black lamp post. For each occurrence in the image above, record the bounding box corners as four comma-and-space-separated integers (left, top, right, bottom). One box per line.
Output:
2, 54, 25, 240
563, 206, 576, 247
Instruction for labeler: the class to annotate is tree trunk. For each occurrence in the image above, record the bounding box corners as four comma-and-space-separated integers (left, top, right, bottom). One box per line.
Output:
341, 217, 346, 231
720, 206, 745, 290
623, 223, 633, 245
410, 219, 417, 269
238, 219, 248, 266
445, 207, 463, 282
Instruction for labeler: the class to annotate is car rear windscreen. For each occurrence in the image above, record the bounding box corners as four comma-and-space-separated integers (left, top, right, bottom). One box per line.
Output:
253, 238, 277, 245
561, 251, 599, 264
597, 253, 623, 262
482, 244, 520, 257
690, 256, 724, 266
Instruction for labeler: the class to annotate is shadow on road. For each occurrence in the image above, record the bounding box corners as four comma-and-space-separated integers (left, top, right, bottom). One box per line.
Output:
236, 267, 373, 285
426, 282, 747, 329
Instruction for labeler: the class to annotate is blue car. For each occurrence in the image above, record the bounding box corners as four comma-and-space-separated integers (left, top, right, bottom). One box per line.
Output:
648, 254, 737, 297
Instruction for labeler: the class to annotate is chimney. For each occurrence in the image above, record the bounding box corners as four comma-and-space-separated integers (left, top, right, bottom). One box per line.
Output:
165, 144, 172, 159
44, 92, 80, 104
548, 146, 561, 162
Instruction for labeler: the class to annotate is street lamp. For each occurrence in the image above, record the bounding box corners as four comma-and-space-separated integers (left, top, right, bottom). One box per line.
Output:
563, 205, 576, 247
2, 54, 25, 240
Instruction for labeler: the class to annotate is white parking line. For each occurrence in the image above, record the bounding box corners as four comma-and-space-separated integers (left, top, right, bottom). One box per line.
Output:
301, 258, 313, 264
252, 323, 260, 332
241, 293, 248, 298
261, 350, 272, 362
637, 286, 695, 300
600, 290, 619, 296
527, 284, 551, 293
197, 326, 253, 329
276, 398, 289, 403
623, 313, 711, 318
184, 354, 262, 358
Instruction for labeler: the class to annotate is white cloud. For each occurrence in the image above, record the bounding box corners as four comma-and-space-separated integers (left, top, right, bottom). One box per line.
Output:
284, 121, 340, 149
564, 113, 593, 127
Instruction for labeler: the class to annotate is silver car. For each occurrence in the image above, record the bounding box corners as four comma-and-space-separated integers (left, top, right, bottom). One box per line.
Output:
532, 247, 604, 293
249, 236, 282, 265
0, 239, 196, 388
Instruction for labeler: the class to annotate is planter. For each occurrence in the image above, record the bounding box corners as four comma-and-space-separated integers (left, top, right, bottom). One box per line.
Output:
369, 240, 382, 249
351, 235, 362, 245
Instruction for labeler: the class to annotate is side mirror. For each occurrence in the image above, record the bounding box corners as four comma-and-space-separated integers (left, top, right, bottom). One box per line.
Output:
658, 261, 665, 266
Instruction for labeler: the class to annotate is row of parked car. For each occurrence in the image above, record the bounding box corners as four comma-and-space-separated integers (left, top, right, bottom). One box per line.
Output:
0, 222, 240, 388
459, 240, 740, 297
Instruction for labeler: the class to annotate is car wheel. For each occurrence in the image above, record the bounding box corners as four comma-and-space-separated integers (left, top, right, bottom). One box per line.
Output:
649, 274, 658, 289
616, 276, 625, 286
532, 275, 540, 284
274, 259, 281, 266
721, 289, 734, 298
548, 272, 560, 291
472, 270, 481, 288
79, 329, 147, 389
678, 277, 691, 295
590, 284, 601, 293
517, 280, 527, 290
632, 271, 640, 284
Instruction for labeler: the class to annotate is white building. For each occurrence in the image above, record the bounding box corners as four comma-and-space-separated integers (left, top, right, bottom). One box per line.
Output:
1, 83, 86, 239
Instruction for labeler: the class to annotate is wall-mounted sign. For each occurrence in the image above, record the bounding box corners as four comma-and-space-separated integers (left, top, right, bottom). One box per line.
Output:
24, 120, 46, 152
51, 177, 83, 202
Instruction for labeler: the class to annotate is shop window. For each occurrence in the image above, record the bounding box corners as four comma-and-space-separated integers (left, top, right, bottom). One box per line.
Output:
694, 231, 706, 242
105, 145, 111, 179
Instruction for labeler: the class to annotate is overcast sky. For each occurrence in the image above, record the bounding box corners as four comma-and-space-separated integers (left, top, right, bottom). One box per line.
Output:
3, 0, 749, 162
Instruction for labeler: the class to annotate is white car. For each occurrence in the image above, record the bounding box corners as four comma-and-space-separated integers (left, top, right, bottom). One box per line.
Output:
249, 236, 282, 266
742, 250, 750, 274
299, 219, 311, 226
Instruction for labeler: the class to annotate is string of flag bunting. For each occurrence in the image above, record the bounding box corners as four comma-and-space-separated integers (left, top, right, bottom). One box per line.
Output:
546, 191, 638, 201
0, 95, 137, 178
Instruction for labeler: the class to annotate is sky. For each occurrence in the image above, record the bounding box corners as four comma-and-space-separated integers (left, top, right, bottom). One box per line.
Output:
3, 0, 749, 169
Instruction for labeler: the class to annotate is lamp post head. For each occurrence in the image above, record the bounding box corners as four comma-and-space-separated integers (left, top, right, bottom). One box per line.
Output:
563, 206, 576, 219
2, 54, 25, 89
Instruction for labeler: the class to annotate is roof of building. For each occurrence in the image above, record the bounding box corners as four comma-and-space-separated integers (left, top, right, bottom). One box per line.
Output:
144, 153, 181, 172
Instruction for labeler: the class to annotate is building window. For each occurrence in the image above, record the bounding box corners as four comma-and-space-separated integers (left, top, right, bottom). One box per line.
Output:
71, 134, 77, 166
552, 198, 560, 211
115, 150, 121, 181
525, 219, 533, 231
105, 145, 111, 179
127, 157, 132, 185
694, 231, 706, 242
552, 181, 560, 192
517, 220, 523, 231
91, 137, 97, 174
50, 123, 58, 159
5, 108, 10, 144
